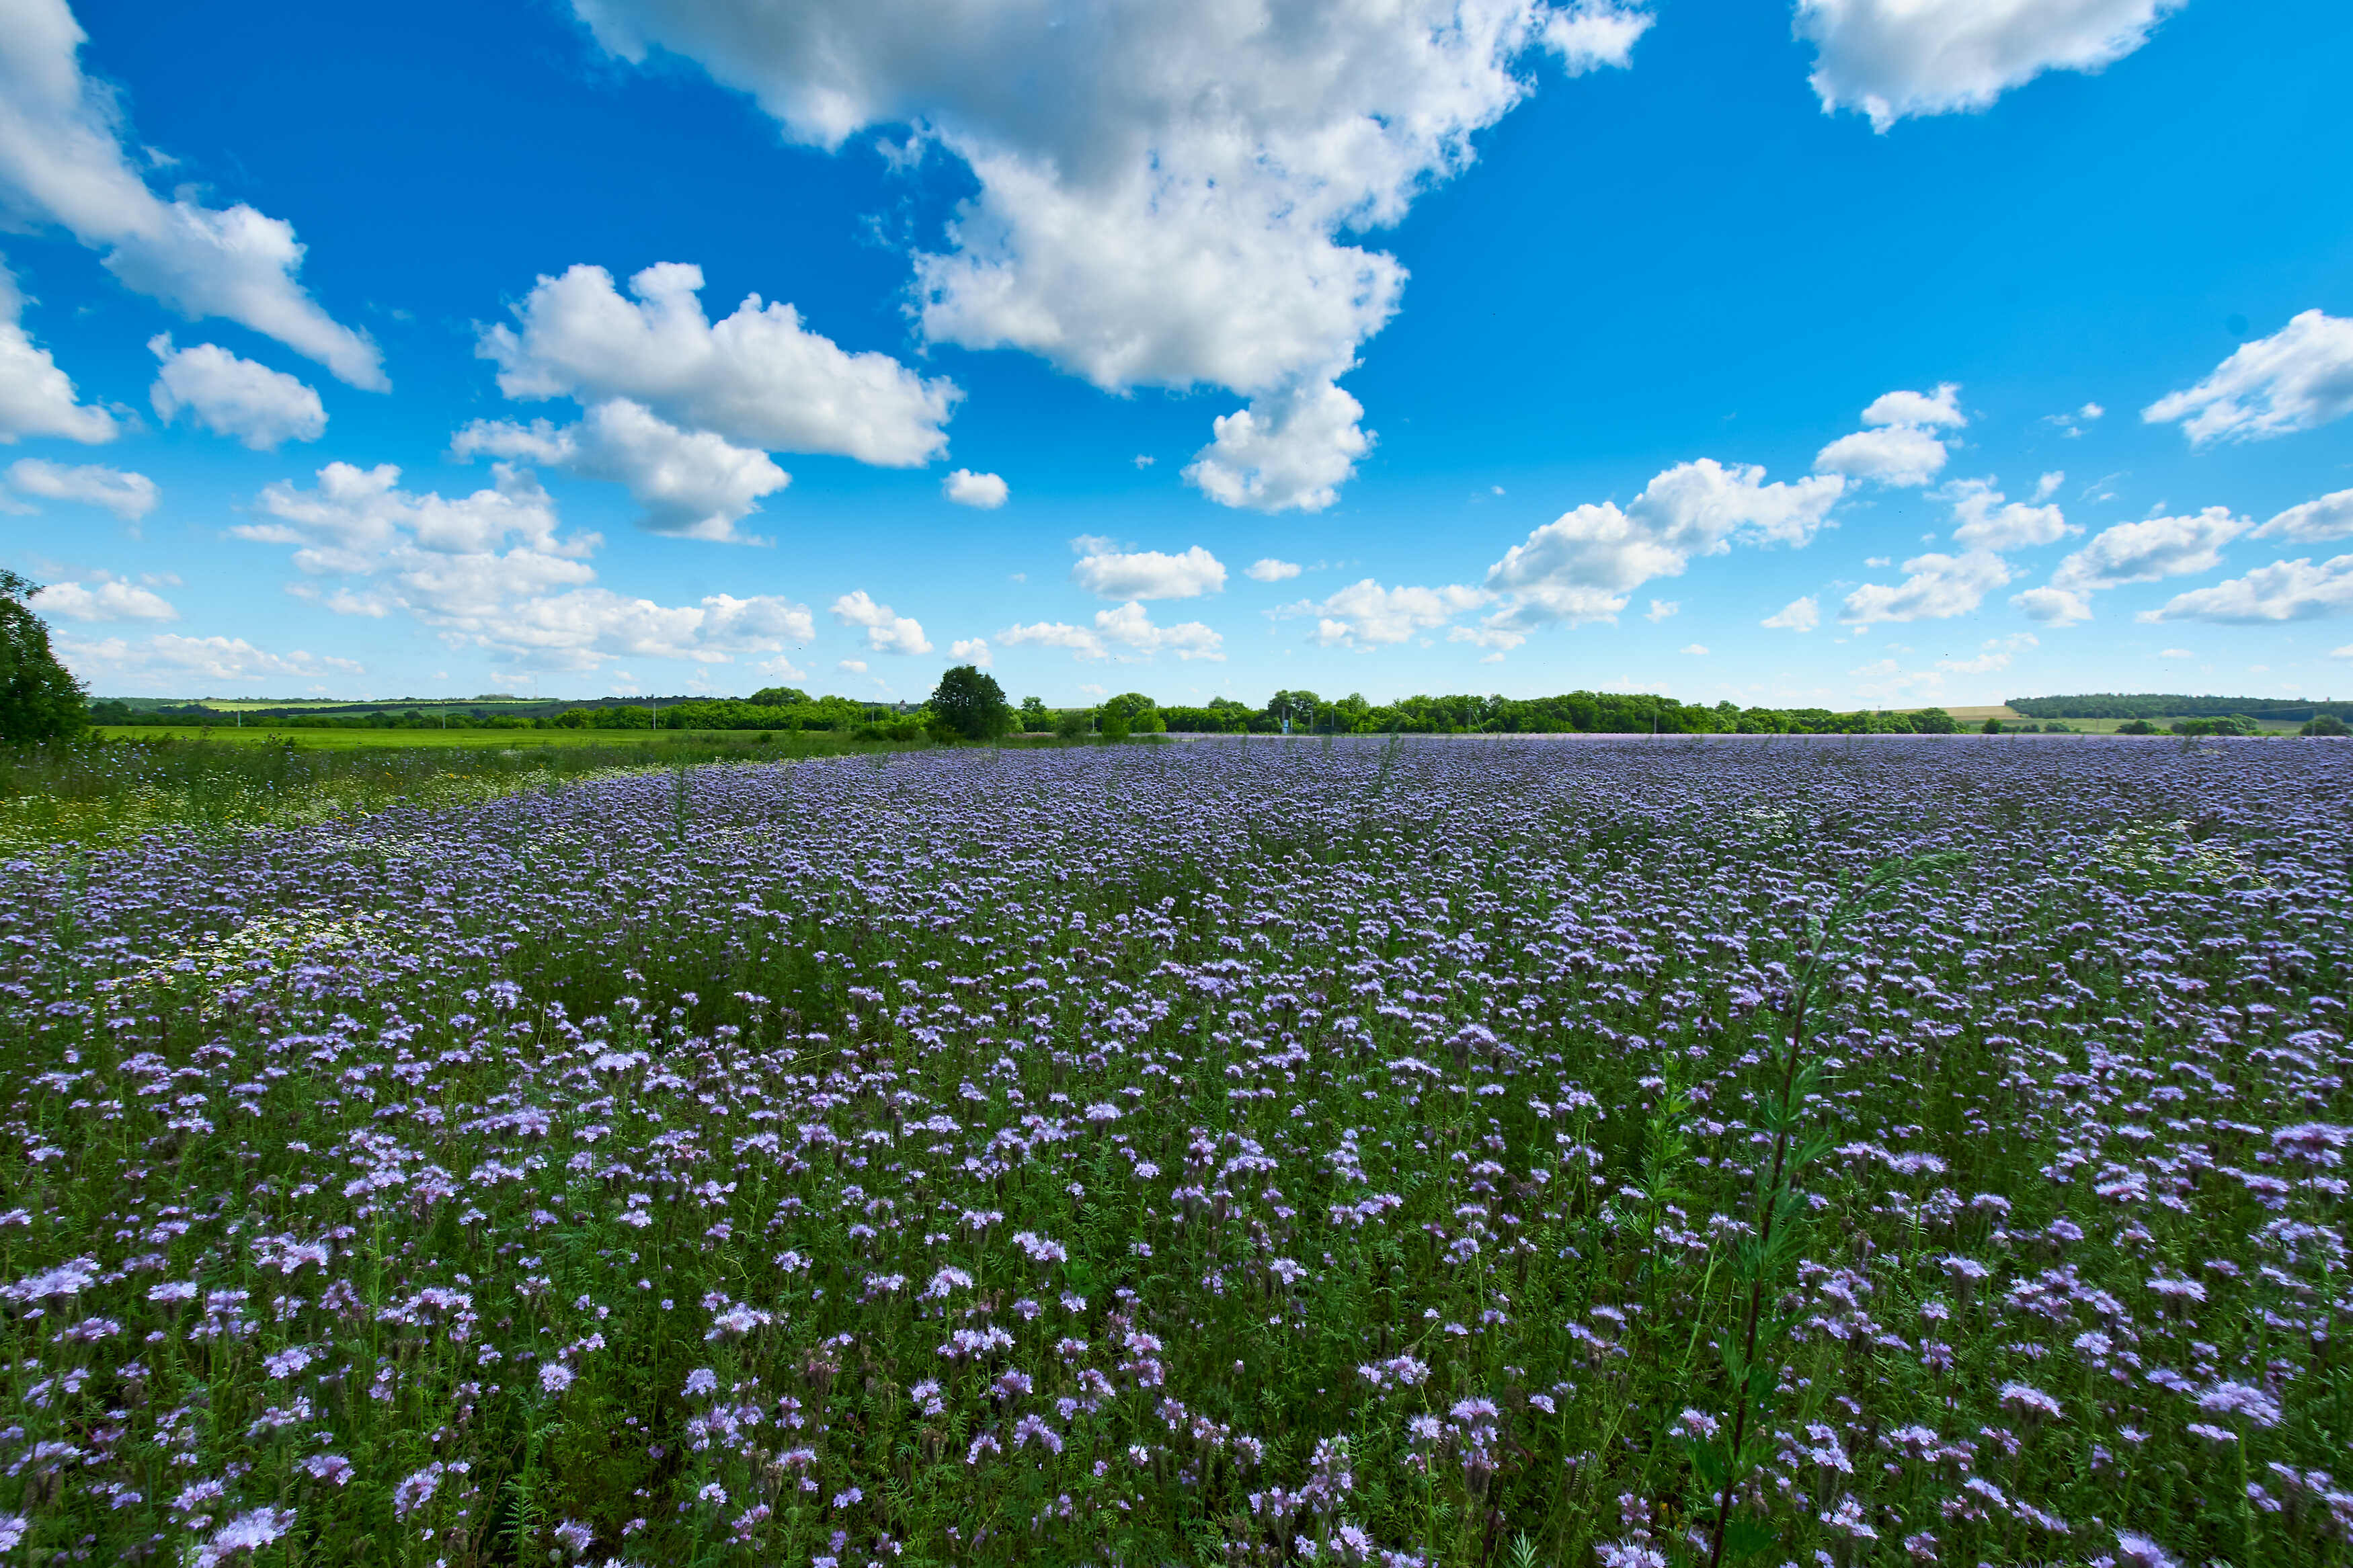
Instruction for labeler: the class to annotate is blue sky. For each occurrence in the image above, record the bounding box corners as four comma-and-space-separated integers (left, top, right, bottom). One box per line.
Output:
3, 0, 2350, 708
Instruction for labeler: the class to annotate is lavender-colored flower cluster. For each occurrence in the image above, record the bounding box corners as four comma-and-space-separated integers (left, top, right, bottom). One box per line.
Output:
0, 735, 2345, 1564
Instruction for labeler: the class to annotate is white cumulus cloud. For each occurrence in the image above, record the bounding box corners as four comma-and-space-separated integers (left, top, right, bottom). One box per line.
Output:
567, 0, 1650, 513
1246, 558, 1302, 583
2049, 507, 2244, 593
481, 261, 957, 466
6, 457, 155, 520
1813, 383, 1963, 487
2143, 311, 2353, 446
0, 263, 114, 444
148, 335, 325, 450
2252, 487, 2353, 544
1068, 539, 1226, 601
1761, 595, 1820, 631
831, 589, 932, 655
0, 0, 383, 386
943, 468, 1007, 508
2011, 585, 2092, 625
31, 574, 175, 622
1861, 383, 1964, 428
1000, 601, 1223, 661
1841, 550, 2011, 624
1278, 578, 1488, 649
455, 399, 789, 544
1480, 458, 1843, 638
54, 632, 363, 684
1946, 477, 2071, 550
1645, 597, 1679, 622
949, 636, 990, 667
2141, 556, 2353, 624
1184, 380, 1372, 514
235, 460, 810, 669
1795, 0, 2185, 133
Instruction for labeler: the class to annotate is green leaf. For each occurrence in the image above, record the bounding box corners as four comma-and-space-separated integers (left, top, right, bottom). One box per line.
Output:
1721, 1516, 1776, 1559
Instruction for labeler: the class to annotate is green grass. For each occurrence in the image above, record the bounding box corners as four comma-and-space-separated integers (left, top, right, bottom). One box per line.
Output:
96, 725, 765, 750
2041, 716, 2305, 735
6, 730, 1132, 852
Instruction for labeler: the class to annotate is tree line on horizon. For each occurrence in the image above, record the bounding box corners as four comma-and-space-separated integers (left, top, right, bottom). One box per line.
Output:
2010, 692, 2353, 720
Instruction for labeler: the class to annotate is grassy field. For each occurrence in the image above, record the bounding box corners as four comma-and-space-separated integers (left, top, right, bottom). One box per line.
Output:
2045, 716, 2307, 735
178, 698, 547, 712
94, 725, 799, 750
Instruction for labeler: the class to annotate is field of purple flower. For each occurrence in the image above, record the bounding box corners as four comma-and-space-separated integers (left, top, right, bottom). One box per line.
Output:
1, 735, 2346, 1568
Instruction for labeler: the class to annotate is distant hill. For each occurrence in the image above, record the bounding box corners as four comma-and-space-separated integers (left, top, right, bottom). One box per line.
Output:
2010, 692, 2353, 720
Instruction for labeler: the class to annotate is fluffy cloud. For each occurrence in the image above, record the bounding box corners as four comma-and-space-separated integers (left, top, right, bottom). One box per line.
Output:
2011, 585, 2091, 625
831, 589, 932, 655
31, 575, 175, 622
1068, 538, 1226, 600
1861, 384, 1964, 428
2141, 556, 2353, 624
1946, 477, 2071, 550
1794, 0, 2185, 132
0, 263, 114, 444
482, 262, 957, 466
2252, 487, 2353, 544
1813, 383, 1962, 487
1480, 458, 1843, 637
5, 458, 155, 520
1246, 558, 1302, 583
236, 461, 811, 669
1840, 550, 2011, 623
1544, 1, 1654, 71
455, 399, 788, 543
1184, 380, 1372, 513
1812, 426, 1947, 487
1761, 595, 1819, 631
148, 335, 326, 450
1679, 643, 1708, 655
1277, 578, 1488, 649
943, 468, 1008, 508
949, 636, 990, 667
1645, 598, 1679, 621
1000, 600, 1224, 661
2048, 507, 2244, 593
54, 632, 362, 684
569, 0, 1649, 512
2143, 311, 2353, 445
0, 0, 383, 386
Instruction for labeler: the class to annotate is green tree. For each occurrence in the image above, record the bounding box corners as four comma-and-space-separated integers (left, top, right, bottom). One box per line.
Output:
1099, 692, 1163, 731
1018, 696, 1049, 730
1980, 717, 2003, 734
2302, 713, 2349, 736
0, 571, 89, 744
1266, 689, 1320, 731
747, 684, 810, 706
927, 665, 1014, 741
